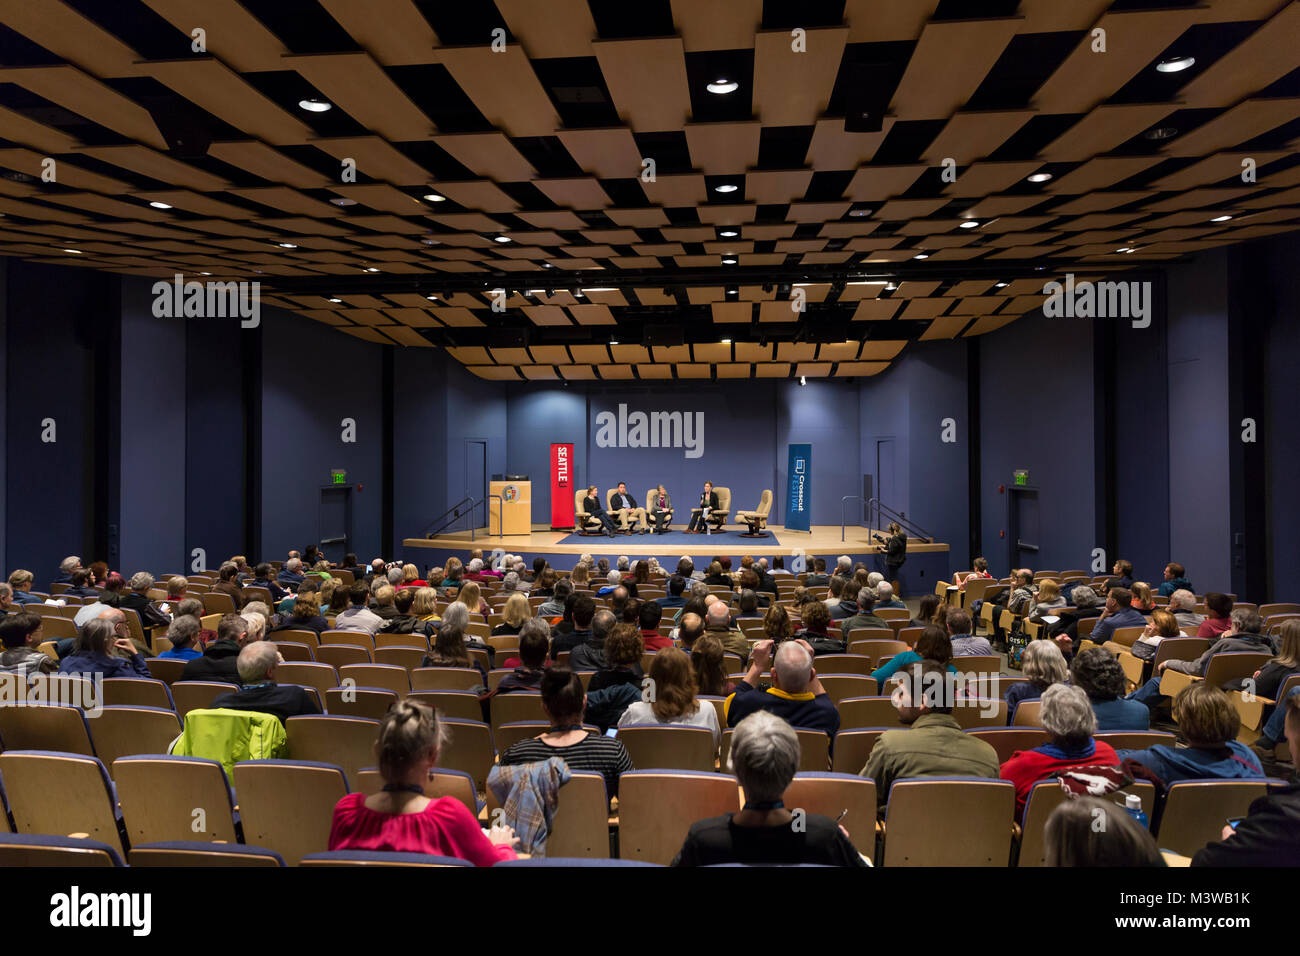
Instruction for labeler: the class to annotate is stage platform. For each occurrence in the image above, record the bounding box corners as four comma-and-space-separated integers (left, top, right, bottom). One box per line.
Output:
402, 524, 951, 595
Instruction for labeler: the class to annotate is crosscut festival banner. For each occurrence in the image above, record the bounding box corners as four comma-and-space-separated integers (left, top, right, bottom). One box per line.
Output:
785, 443, 812, 532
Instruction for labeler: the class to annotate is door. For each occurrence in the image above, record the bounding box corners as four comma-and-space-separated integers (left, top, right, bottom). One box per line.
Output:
465, 440, 487, 526
318, 487, 351, 565
875, 439, 897, 523
1009, 487, 1040, 569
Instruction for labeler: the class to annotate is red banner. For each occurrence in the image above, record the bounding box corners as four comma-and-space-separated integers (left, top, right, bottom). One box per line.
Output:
550, 443, 575, 529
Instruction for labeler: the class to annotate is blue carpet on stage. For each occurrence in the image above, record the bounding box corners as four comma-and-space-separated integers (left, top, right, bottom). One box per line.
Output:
556, 529, 780, 548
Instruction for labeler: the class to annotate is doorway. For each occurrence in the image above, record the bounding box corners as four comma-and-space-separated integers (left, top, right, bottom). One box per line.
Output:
1008, 486, 1040, 569
318, 486, 352, 565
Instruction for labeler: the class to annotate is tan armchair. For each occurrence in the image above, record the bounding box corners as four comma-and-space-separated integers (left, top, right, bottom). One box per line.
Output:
574, 489, 603, 535
736, 489, 773, 537
690, 486, 731, 533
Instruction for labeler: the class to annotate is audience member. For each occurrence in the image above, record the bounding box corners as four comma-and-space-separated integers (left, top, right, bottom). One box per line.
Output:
493, 593, 531, 637
1157, 562, 1194, 597
1119, 683, 1263, 787
1006, 639, 1068, 723
570, 608, 616, 671
1167, 589, 1204, 630
947, 609, 993, 657
57, 617, 151, 678
181, 612, 252, 683
1197, 592, 1234, 639
0, 612, 55, 676
159, 615, 203, 661
1045, 797, 1164, 867
551, 594, 595, 660
725, 639, 838, 738
587, 623, 643, 693
496, 619, 550, 694
1070, 647, 1150, 731
618, 647, 721, 748
336, 582, 385, 635
210, 642, 321, 723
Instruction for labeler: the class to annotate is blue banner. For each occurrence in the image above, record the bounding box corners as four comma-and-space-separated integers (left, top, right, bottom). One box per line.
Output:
785, 443, 812, 531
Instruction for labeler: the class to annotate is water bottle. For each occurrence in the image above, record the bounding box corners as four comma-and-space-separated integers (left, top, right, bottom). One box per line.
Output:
1122, 793, 1149, 829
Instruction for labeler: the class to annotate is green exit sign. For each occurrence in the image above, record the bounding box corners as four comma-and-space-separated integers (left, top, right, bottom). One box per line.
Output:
1013, 469, 1030, 486
331, 470, 347, 485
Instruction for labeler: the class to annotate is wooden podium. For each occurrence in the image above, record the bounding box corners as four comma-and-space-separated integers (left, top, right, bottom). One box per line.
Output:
489, 480, 531, 535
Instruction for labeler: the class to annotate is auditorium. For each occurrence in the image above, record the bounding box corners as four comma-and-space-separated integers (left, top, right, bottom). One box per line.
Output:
0, 0, 1297, 897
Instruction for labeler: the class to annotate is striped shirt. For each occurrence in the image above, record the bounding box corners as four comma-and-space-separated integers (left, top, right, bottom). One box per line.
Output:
500, 732, 634, 798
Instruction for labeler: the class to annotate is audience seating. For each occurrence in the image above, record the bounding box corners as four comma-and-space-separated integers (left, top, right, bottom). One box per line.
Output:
274, 642, 315, 662
411, 667, 481, 691
0, 702, 95, 756
170, 681, 239, 718
1011, 701, 1043, 727
0, 751, 124, 855
1155, 779, 1277, 857
1017, 780, 1156, 866
324, 686, 399, 720
838, 697, 906, 729
881, 778, 1016, 866
436, 718, 495, 791
968, 727, 1051, 764
275, 662, 338, 699
90, 706, 183, 775
779, 772, 878, 861
0, 832, 124, 867
233, 759, 349, 865
101, 677, 173, 710
129, 841, 285, 867
1094, 731, 1176, 751
142, 658, 187, 684
316, 644, 373, 668
1159, 651, 1272, 699
616, 725, 716, 772
618, 771, 741, 865
301, 850, 472, 867
486, 769, 612, 858
407, 690, 482, 722
337, 664, 410, 695
816, 674, 879, 704
285, 715, 379, 782
488, 692, 545, 731
114, 755, 239, 844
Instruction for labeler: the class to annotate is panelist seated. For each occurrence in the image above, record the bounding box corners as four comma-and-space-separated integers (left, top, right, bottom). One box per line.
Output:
648, 485, 673, 533
582, 485, 618, 537
607, 482, 649, 534
686, 482, 720, 533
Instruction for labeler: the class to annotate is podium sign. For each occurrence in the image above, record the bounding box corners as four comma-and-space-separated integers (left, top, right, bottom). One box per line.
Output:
490, 481, 531, 536
550, 443, 574, 529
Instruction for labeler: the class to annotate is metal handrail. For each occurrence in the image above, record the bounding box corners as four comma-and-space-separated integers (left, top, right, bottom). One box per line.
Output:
840, 495, 864, 542
867, 497, 935, 544
424, 495, 482, 538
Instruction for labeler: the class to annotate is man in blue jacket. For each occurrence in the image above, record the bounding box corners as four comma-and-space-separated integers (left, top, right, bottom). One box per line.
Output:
1089, 588, 1147, 645
1156, 562, 1194, 597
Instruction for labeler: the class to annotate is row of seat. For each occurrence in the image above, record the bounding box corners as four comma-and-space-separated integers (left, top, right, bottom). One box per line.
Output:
0, 749, 1271, 866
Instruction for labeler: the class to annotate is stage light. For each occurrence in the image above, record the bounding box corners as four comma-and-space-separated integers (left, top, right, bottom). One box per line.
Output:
1156, 56, 1195, 73
707, 78, 739, 94
298, 98, 332, 112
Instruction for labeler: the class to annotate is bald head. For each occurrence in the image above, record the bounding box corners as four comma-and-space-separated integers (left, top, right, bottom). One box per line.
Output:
678, 612, 704, 647
97, 607, 125, 627
773, 641, 813, 693
705, 602, 730, 627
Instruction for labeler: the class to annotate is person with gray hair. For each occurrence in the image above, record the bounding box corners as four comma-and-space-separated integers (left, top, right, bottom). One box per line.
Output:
835, 555, 853, 578
501, 571, 519, 593
209, 642, 321, 724
617, 555, 630, 571
241, 609, 268, 643
874, 581, 905, 609
440, 601, 470, 636
277, 557, 305, 587
1000, 682, 1121, 818
1127, 607, 1276, 710
724, 638, 838, 737
570, 608, 617, 671
386, 567, 404, 587
597, 570, 623, 596
56, 616, 151, 678
158, 615, 203, 661
672, 710, 868, 867
119, 571, 172, 630
54, 555, 82, 586
1167, 589, 1204, 629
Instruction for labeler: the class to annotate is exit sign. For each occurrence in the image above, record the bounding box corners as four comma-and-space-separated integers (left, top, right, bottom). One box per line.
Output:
1013, 469, 1030, 486
330, 469, 347, 485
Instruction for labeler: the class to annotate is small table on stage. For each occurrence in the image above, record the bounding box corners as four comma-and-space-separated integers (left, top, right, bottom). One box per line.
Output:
490, 481, 531, 536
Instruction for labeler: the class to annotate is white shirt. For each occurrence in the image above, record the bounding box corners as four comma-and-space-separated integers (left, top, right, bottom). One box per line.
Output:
617, 699, 721, 748
335, 606, 384, 635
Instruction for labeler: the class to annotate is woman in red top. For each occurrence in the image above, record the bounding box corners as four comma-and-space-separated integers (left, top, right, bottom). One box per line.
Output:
999, 683, 1120, 819
329, 700, 519, 865
398, 563, 427, 589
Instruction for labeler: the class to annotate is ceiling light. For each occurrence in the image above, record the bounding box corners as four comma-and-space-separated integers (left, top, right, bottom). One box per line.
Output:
1027, 172, 1052, 183
1144, 126, 1179, 141
609, 339, 620, 346
995, 282, 1008, 288
885, 282, 897, 292
719, 229, 739, 237
1116, 247, 1135, 254
277, 242, 298, 249
494, 235, 512, 243
425, 294, 438, 301
722, 257, 738, 265
726, 287, 738, 295
298, 98, 332, 112
363, 266, 381, 272
199, 272, 212, 276
913, 253, 928, 260
799, 375, 807, 386
423, 193, 446, 202
707, 78, 739, 94
714, 183, 739, 194
1210, 215, 1232, 223
62, 248, 82, 254
328, 297, 343, 303
960, 220, 980, 229
721, 338, 732, 345
1156, 55, 1195, 73
542, 263, 553, 268
582, 287, 616, 293
849, 209, 870, 217
148, 201, 172, 210
525, 289, 544, 296
331, 197, 357, 206
848, 280, 888, 286
421, 238, 439, 245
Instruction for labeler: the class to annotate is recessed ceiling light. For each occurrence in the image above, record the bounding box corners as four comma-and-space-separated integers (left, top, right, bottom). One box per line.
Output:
719, 229, 739, 237
726, 287, 738, 295
1144, 126, 1179, 141
298, 98, 332, 112
995, 282, 1008, 288
328, 297, 343, 303
1027, 172, 1052, 183
1156, 55, 1195, 73
885, 282, 897, 291
542, 262, 553, 268
707, 78, 739, 94
849, 209, 870, 217
277, 242, 298, 249
423, 193, 445, 202
848, 280, 888, 286
331, 197, 357, 207
425, 294, 438, 301
1116, 247, 1135, 254
582, 287, 616, 293
609, 339, 619, 346
913, 253, 928, 260
148, 201, 172, 210
421, 238, 439, 245
62, 248, 82, 254
199, 272, 212, 276
714, 183, 739, 193
799, 375, 807, 386
722, 257, 738, 265
494, 235, 512, 243
1210, 215, 1233, 223
721, 338, 732, 344
363, 266, 381, 272
960, 220, 980, 229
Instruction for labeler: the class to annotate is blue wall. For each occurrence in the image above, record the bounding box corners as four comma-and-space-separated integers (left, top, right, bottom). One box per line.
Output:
393, 348, 451, 542
776, 379, 859, 527
1258, 235, 1300, 599
260, 308, 384, 561
505, 384, 587, 526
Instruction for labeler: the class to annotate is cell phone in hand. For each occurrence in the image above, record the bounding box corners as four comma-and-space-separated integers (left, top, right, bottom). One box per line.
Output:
1226, 817, 1243, 830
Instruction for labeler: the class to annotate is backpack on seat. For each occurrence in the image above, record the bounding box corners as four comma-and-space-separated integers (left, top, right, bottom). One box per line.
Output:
170, 708, 289, 779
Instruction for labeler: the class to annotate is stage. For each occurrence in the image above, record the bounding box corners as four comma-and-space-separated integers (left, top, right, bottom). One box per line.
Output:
402, 524, 952, 594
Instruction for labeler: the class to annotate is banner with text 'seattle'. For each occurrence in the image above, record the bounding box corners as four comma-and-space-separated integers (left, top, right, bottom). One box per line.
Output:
551, 443, 575, 529
785, 443, 812, 532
